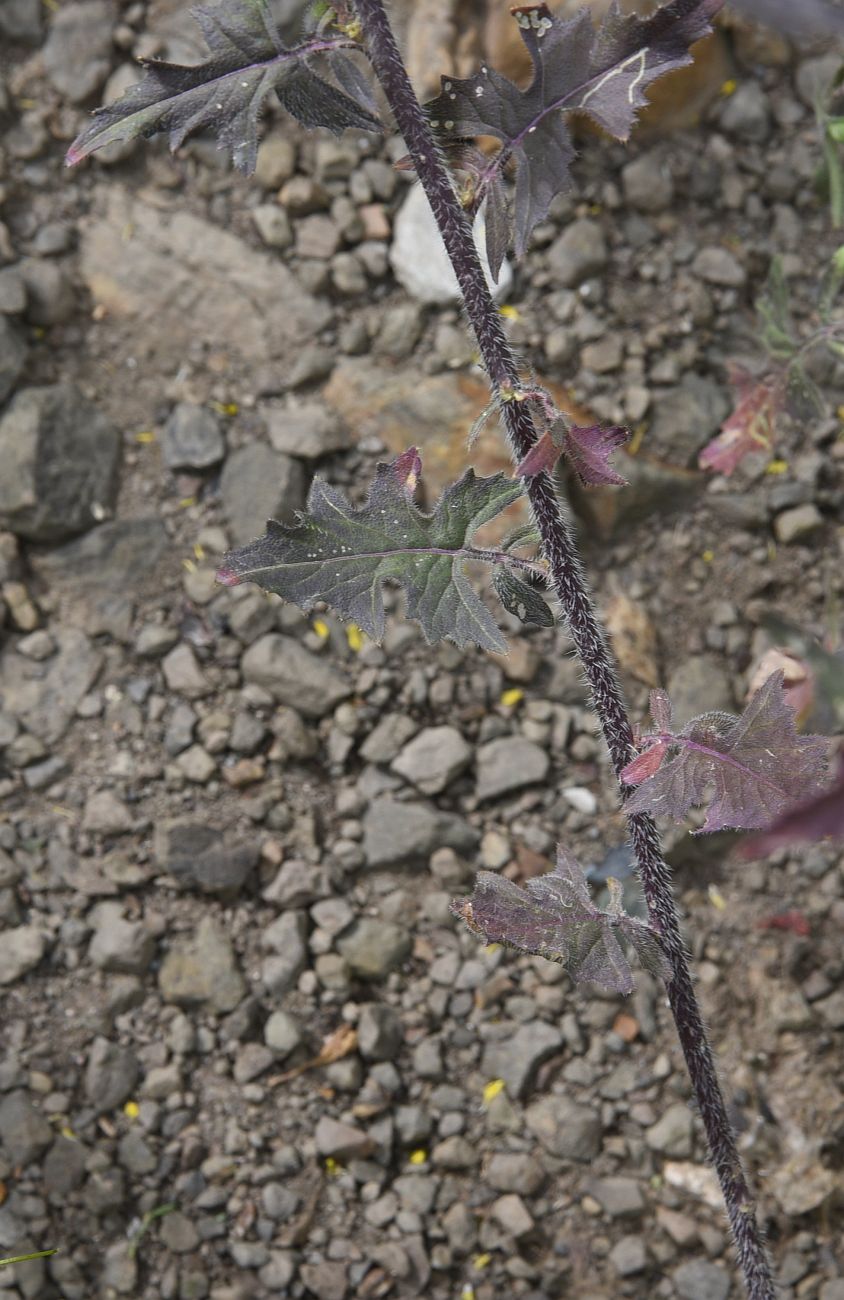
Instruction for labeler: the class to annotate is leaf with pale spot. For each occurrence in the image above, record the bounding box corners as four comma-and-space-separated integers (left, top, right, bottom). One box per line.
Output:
427, 0, 723, 260
622, 671, 829, 832
452, 847, 670, 994
66, 0, 379, 172
216, 452, 525, 652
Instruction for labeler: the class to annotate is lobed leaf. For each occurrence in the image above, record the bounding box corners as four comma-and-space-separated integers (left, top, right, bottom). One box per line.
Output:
451, 847, 670, 994
740, 751, 844, 857
66, 0, 379, 172
216, 451, 526, 653
517, 422, 630, 486
622, 671, 830, 833
427, 0, 723, 266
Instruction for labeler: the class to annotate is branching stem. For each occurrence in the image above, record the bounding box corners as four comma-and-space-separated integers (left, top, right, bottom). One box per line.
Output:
354, 2, 776, 1295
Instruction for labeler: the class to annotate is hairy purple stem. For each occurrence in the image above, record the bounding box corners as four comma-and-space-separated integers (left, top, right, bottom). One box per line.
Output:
353, 2, 776, 1296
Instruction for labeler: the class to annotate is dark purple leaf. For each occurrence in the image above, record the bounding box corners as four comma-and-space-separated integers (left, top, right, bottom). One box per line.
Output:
216, 451, 524, 652
565, 423, 630, 487
452, 847, 670, 994
426, 0, 723, 256
66, 0, 379, 172
624, 671, 830, 833
516, 429, 560, 479
740, 752, 844, 857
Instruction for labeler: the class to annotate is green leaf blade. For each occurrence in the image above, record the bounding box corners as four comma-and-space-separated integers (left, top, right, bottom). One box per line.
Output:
217, 453, 524, 652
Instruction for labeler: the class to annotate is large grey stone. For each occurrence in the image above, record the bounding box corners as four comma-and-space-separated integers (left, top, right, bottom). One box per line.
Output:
0, 385, 120, 541
525, 1094, 602, 1161
0, 926, 47, 985
79, 188, 331, 366
242, 634, 350, 717
475, 735, 549, 802
266, 402, 350, 459
337, 917, 412, 979
88, 903, 155, 974
0, 626, 102, 743
154, 820, 260, 895
0, 1091, 52, 1165
391, 725, 472, 795
362, 796, 478, 868
84, 1037, 139, 1113
162, 403, 225, 470
30, 518, 169, 594
547, 219, 607, 287
43, 0, 114, 102
158, 916, 246, 1012
482, 1021, 563, 1099
0, 318, 27, 406
220, 442, 306, 545
390, 182, 511, 304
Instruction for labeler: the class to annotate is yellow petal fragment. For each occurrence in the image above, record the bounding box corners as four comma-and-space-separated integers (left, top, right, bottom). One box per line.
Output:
500, 688, 524, 708
409, 1149, 427, 1165
346, 623, 364, 652
123, 1101, 140, 1120
483, 1078, 506, 1104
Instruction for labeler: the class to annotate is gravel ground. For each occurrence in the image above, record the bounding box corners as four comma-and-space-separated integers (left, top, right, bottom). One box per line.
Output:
0, 3, 843, 1299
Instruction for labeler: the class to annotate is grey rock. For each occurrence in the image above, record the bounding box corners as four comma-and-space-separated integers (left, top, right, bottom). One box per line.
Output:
431, 1135, 478, 1168
0, 1091, 52, 1165
44, 0, 114, 102
0, 925, 47, 985
264, 1010, 303, 1058
337, 917, 412, 979
267, 402, 350, 459
252, 204, 293, 249
263, 859, 331, 908
82, 789, 132, 835
796, 51, 842, 107
374, 303, 424, 359
162, 643, 211, 699
162, 403, 225, 470
774, 502, 824, 543
154, 820, 259, 895
391, 182, 511, 304
645, 1101, 694, 1157
84, 1037, 139, 1113
360, 713, 419, 764
486, 1153, 545, 1196
666, 655, 733, 727
357, 1004, 403, 1061
89, 903, 154, 974
0, 385, 120, 541
476, 735, 549, 802
720, 81, 770, 142
80, 188, 331, 366
0, 0, 43, 41
299, 1260, 349, 1300
118, 1129, 156, 1175
102, 1242, 137, 1295
0, 319, 27, 405
491, 1193, 534, 1238
482, 1021, 562, 1099
19, 256, 76, 325
233, 1043, 274, 1084
621, 152, 674, 213
315, 1117, 374, 1160
525, 1094, 602, 1161
547, 219, 607, 287
261, 1184, 300, 1223
609, 1235, 649, 1276
362, 796, 478, 868
0, 267, 27, 315
158, 917, 247, 1012
229, 710, 266, 754
220, 443, 306, 545
391, 725, 472, 795
692, 246, 746, 288
135, 624, 179, 658
587, 1176, 645, 1218
160, 1210, 200, 1254
43, 1135, 88, 1195
31, 517, 168, 595
255, 134, 296, 188
261, 910, 308, 995
648, 374, 729, 464
242, 634, 350, 717
394, 1105, 432, 1147
820, 1284, 844, 1300
673, 1259, 731, 1300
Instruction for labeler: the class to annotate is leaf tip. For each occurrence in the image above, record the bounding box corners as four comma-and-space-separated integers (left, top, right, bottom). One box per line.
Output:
215, 566, 242, 588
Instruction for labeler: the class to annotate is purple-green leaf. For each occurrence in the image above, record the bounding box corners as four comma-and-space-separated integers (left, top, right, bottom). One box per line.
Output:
452, 847, 670, 995
622, 671, 830, 833
66, 0, 380, 173
427, 0, 723, 259
216, 451, 525, 652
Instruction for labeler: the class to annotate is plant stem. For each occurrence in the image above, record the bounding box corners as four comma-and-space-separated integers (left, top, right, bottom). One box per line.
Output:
354, 3, 776, 1296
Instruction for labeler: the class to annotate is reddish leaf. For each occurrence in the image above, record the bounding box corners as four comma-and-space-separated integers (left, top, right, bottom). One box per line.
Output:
699, 365, 784, 476
624, 672, 829, 833
565, 424, 630, 488
755, 910, 811, 938
516, 429, 560, 478
740, 752, 844, 857
621, 741, 668, 786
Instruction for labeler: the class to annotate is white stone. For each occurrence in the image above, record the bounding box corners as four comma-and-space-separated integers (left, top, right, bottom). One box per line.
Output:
390, 183, 512, 305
